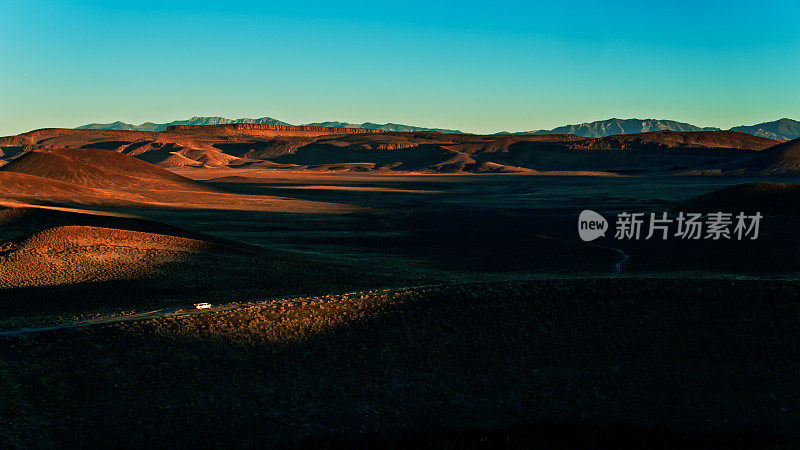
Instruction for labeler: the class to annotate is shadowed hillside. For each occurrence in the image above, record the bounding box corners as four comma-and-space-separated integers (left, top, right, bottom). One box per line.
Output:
679, 182, 800, 215
0, 205, 377, 319
0, 126, 788, 175
740, 137, 800, 175
579, 130, 777, 152
0, 206, 244, 244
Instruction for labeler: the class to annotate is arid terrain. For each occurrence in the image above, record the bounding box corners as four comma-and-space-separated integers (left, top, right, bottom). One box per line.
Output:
2, 124, 793, 175
1, 125, 799, 448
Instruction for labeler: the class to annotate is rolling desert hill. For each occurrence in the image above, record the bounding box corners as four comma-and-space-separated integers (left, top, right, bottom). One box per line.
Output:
577, 130, 778, 151
0, 172, 110, 205
679, 182, 800, 215
0, 147, 218, 206
0, 146, 368, 213
0, 225, 219, 289
0, 204, 240, 291
0, 127, 240, 168
738, 137, 800, 175
0, 204, 367, 312
0, 205, 246, 245
1, 125, 790, 175
1, 148, 208, 191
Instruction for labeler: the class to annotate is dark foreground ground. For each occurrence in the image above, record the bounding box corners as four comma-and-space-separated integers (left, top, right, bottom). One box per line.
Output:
126, 173, 800, 279
2, 279, 800, 448
2, 174, 800, 448
4, 174, 800, 329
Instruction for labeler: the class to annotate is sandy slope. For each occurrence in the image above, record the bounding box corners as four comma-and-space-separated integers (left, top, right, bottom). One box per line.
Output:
0, 126, 785, 174
0, 147, 368, 213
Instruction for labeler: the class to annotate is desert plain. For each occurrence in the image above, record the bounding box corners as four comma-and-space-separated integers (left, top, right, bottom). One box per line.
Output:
1, 124, 800, 448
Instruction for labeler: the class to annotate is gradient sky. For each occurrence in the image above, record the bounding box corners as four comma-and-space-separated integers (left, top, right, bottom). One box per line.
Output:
1, 1, 799, 136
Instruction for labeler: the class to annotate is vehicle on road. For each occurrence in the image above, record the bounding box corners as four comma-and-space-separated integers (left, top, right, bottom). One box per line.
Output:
194, 303, 212, 309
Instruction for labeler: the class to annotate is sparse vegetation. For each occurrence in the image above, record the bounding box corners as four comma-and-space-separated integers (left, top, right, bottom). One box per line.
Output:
1, 137, 800, 447
2, 280, 799, 448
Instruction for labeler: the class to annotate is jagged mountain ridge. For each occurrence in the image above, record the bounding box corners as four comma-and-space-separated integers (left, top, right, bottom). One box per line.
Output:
78, 117, 463, 134
77, 116, 292, 132
502, 118, 721, 137
729, 119, 800, 141
77, 116, 800, 140
503, 118, 799, 140
304, 121, 463, 133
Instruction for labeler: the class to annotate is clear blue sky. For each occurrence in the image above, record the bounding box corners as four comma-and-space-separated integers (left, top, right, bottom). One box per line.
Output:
1, 1, 798, 136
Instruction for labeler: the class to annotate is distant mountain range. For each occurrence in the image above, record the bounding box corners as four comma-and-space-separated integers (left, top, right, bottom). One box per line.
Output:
76, 116, 800, 140
77, 117, 463, 134
499, 118, 800, 141
304, 121, 463, 133
729, 118, 800, 141
522, 118, 721, 137
77, 117, 293, 132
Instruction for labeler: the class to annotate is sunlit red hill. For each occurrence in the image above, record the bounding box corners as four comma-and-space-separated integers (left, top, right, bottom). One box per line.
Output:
1, 147, 208, 191
0, 146, 367, 213
1, 125, 794, 175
